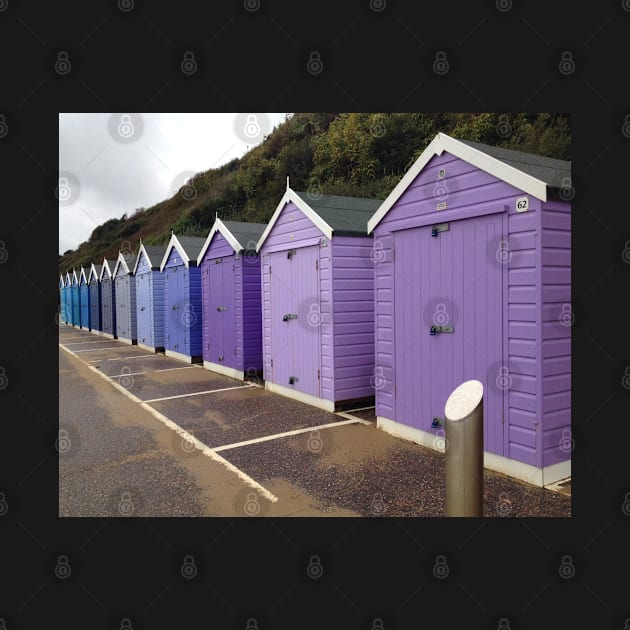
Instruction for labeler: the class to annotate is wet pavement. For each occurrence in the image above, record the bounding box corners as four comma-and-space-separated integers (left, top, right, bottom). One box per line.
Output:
59, 325, 571, 517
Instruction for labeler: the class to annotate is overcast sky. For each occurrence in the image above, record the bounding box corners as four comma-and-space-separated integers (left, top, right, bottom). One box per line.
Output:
58, 113, 290, 255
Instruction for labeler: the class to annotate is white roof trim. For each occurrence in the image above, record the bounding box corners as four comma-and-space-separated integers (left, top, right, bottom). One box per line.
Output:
196, 218, 243, 265
159, 234, 192, 271
65, 271, 72, 285
112, 252, 133, 278
88, 263, 99, 283
71, 269, 79, 285
79, 267, 89, 285
59, 273, 65, 287
367, 132, 549, 234
256, 187, 333, 252
133, 243, 153, 274
99, 258, 114, 281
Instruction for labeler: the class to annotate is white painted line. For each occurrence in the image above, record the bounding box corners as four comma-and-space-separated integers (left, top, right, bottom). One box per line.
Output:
139, 402, 278, 503
213, 418, 369, 452
63, 340, 121, 345
71, 346, 123, 353
104, 355, 154, 361
110, 366, 195, 378
335, 410, 375, 423
342, 405, 375, 413
142, 384, 254, 403
60, 343, 278, 503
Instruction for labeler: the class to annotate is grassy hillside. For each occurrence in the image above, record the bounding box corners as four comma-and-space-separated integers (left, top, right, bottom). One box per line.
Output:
59, 112, 570, 272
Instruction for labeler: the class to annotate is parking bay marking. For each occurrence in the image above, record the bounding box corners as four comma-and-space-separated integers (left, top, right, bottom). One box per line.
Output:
142, 384, 255, 403
59, 343, 278, 503
213, 417, 372, 452
109, 366, 196, 378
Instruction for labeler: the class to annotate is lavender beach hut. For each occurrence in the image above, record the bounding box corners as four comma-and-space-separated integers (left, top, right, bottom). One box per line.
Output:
197, 218, 266, 379
368, 132, 571, 486
159, 235, 205, 363
99, 258, 117, 339
88, 263, 102, 334
256, 185, 380, 411
113, 251, 138, 345
133, 243, 166, 353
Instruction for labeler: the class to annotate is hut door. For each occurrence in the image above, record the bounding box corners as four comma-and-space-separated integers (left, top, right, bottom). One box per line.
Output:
136, 274, 148, 344
220, 258, 236, 365
166, 267, 181, 351
394, 212, 505, 455
269, 246, 320, 397
207, 259, 224, 363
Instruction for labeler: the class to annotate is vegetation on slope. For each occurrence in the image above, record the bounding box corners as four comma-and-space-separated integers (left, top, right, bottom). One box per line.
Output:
59, 112, 570, 272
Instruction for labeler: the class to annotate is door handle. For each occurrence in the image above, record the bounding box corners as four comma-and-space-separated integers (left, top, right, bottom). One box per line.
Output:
217, 306, 228, 312
283, 313, 298, 322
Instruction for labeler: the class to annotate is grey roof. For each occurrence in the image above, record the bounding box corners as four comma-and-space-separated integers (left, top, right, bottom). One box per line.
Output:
93, 264, 102, 274
175, 236, 207, 261
457, 139, 571, 189
222, 221, 267, 251
294, 192, 381, 236
104, 259, 117, 274
140, 245, 166, 269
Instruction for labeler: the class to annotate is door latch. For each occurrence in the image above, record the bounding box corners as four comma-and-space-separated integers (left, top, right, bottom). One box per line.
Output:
429, 325, 454, 335
217, 355, 224, 361
217, 306, 228, 311
283, 313, 298, 321
288, 376, 299, 384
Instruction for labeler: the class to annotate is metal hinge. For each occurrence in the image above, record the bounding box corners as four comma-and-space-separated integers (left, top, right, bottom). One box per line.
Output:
317, 369, 320, 380
315, 259, 318, 270
270, 358, 273, 368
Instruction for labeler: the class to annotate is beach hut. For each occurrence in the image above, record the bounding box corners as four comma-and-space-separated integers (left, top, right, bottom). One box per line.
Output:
367, 132, 571, 486
59, 274, 67, 326
64, 271, 73, 325
71, 269, 80, 327
88, 263, 102, 334
99, 259, 117, 339
113, 251, 138, 345
256, 185, 380, 411
159, 235, 205, 363
197, 219, 267, 379
133, 243, 166, 353
79, 267, 91, 330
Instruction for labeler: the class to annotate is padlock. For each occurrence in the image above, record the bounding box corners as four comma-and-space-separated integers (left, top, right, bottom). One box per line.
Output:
0, 114, 8, 138
496, 366, 512, 390
621, 492, 630, 516
559, 176, 574, 200
120, 366, 134, 389
496, 113, 512, 138
0, 365, 7, 390
558, 554, 575, 579
622, 114, 630, 139
370, 0, 386, 11
57, 176, 72, 202
119, 618, 133, 630
432, 303, 449, 326
307, 303, 321, 327
181, 554, 197, 579
432, 555, 449, 579
432, 51, 449, 75
559, 304, 573, 327
118, 0, 134, 11
0, 491, 8, 516
623, 366, 630, 390
307, 51, 323, 75
244, 0, 260, 11
245, 619, 258, 630
307, 430, 323, 453
181, 51, 197, 75
371, 619, 385, 630
306, 554, 323, 579
497, 618, 511, 630
118, 491, 134, 516
244, 492, 260, 515
370, 493, 385, 514
496, 239, 511, 264
432, 177, 449, 200
55, 51, 71, 75
558, 51, 575, 75
57, 428, 71, 453
244, 114, 260, 138
559, 429, 573, 453
496, 0, 512, 12
55, 554, 72, 579
118, 113, 134, 138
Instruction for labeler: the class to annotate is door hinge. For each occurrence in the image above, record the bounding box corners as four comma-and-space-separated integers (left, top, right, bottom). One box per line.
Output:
270, 358, 273, 367
315, 259, 318, 270
317, 369, 320, 380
